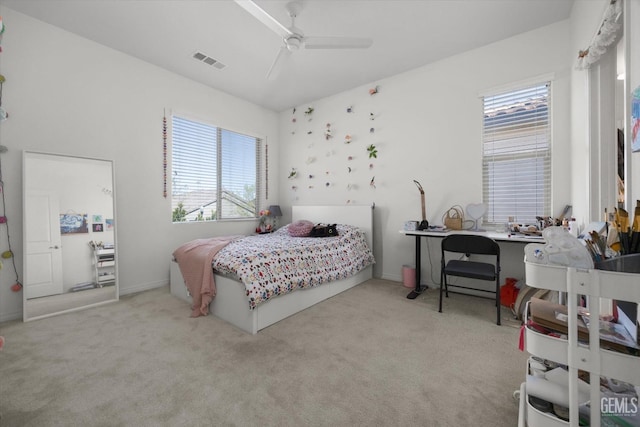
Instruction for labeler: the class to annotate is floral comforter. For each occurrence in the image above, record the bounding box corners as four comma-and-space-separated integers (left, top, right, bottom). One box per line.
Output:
212, 224, 375, 309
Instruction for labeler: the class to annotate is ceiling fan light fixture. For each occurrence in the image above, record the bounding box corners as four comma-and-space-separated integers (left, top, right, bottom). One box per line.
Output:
285, 36, 301, 51
235, 0, 372, 80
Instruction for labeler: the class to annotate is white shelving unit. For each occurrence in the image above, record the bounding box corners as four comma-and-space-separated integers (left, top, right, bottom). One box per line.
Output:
519, 256, 640, 427
94, 247, 116, 287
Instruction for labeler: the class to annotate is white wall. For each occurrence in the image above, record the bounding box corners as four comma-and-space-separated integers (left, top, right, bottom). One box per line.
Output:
278, 21, 573, 285
0, 8, 279, 321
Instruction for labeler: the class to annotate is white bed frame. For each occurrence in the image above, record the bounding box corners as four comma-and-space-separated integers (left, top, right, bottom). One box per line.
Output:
170, 205, 374, 334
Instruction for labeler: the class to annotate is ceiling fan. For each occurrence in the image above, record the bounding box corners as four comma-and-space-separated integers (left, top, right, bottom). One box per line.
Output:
234, 0, 373, 79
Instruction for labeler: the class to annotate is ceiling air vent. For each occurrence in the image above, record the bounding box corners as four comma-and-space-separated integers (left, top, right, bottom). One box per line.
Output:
192, 51, 226, 70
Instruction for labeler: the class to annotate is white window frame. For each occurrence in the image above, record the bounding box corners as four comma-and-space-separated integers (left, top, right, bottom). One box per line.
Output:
171, 115, 262, 223
481, 80, 552, 226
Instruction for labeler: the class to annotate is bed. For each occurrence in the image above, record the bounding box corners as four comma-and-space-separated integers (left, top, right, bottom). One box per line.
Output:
170, 205, 375, 334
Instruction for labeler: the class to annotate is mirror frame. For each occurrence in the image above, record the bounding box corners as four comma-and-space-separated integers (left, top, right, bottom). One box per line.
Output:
22, 151, 118, 321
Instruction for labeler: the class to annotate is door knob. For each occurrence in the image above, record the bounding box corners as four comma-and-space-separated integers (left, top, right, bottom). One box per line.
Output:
49, 245, 60, 249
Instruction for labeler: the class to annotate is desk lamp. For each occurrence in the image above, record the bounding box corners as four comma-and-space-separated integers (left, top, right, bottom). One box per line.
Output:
268, 205, 282, 229
413, 180, 429, 230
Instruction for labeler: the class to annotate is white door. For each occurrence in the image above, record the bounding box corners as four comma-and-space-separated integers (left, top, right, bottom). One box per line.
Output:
25, 190, 63, 299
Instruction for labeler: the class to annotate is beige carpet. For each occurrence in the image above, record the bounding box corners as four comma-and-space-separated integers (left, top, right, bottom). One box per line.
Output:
0, 279, 528, 426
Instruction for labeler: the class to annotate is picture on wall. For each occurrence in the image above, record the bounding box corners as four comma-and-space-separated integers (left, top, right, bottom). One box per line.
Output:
632, 85, 640, 152
92, 223, 103, 232
105, 219, 114, 230
93, 214, 103, 223
60, 213, 89, 235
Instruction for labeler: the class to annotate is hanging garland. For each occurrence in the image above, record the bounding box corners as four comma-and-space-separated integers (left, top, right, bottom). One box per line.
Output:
162, 110, 167, 198
0, 64, 21, 291
0, 149, 22, 292
265, 143, 269, 199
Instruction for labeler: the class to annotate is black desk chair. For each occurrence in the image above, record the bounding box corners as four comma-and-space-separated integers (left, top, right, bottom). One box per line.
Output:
439, 234, 501, 325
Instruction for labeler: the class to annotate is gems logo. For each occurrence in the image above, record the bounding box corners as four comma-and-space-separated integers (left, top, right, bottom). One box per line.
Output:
601, 397, 639, 418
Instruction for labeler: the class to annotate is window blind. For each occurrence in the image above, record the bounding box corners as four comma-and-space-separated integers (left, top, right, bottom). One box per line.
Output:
171, 116, 261, 222
482, 82, 551, 225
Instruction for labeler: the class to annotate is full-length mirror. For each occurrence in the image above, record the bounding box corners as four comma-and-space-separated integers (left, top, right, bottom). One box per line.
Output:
23, 151, 118, 321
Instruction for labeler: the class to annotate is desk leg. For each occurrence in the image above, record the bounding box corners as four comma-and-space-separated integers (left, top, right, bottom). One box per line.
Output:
406, 234, 427, 299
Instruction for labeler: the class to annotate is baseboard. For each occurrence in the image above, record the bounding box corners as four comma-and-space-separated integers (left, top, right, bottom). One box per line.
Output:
380, 272, 432, 287
380, 273, 402, 283
0, 281, 168, 323
0, 310, 22, 323
119, 280, 168, 296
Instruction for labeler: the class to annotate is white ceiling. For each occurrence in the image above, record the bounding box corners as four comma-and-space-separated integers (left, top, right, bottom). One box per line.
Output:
1, 0, 575, 112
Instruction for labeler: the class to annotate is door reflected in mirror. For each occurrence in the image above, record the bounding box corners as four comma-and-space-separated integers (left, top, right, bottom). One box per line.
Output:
23, 151, 118, 321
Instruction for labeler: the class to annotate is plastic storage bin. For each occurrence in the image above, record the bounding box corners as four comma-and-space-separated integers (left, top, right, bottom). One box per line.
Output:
402, 264, 416, 288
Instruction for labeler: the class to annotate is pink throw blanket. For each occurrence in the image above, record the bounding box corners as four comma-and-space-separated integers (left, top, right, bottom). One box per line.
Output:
173, 236, 241, 317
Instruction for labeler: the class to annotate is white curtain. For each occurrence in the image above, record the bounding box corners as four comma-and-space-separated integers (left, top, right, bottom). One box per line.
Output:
576, 0, 623, 70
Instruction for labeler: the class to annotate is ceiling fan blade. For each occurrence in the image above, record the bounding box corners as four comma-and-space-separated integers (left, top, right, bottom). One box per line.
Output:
304, 36, 373, 50
234, 0, 292, 39
266, 46, 292, 80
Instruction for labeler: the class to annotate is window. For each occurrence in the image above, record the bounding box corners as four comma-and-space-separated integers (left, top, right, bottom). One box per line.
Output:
482, 82, 551, 226
171, 116, 261, 222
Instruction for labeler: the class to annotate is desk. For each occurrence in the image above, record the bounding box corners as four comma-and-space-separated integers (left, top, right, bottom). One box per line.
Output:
399, 229, 545, 299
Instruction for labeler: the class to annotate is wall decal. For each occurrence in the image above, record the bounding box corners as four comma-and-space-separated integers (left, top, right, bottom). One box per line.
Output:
304, 107, 314, 120
367, 144, 378, 158
325, 123, 333, 140
284, 84, 387, 205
